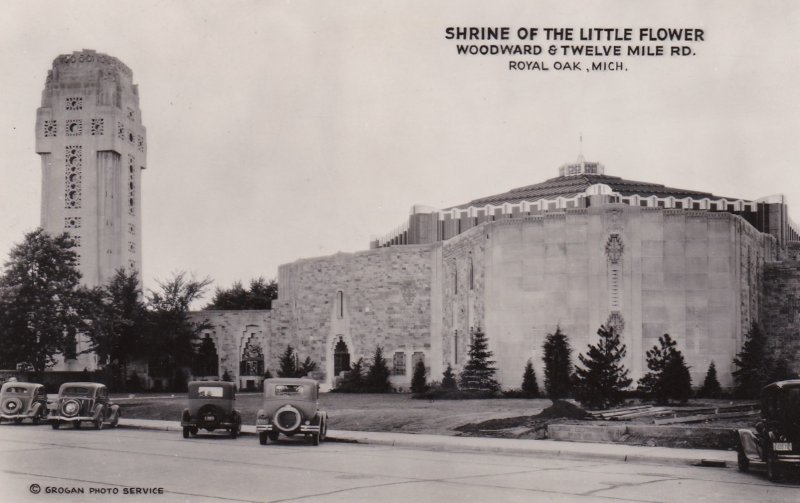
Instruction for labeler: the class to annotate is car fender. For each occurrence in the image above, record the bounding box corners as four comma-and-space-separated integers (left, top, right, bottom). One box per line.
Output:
182, 408, 191, 422
737, 429, 762, 460
109, 404, 120, 417
92, 403, 105, 421
30, 401, 43, 417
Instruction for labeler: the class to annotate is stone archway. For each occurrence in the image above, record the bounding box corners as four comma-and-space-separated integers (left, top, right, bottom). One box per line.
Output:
333, 338, 351, 377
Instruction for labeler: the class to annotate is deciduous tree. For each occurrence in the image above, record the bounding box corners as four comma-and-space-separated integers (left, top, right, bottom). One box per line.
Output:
0, 229, 86, 378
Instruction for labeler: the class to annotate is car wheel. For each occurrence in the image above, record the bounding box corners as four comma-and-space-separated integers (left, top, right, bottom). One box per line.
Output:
767, 454, 783, 482
190, 426, 198, 436
320, 417, 327, 442
230, 426, 239, 439
183, 427, 190, 439
259, 432, 268, 445
311, 432, 320, 446
737, 449, 749, 472
109, 410, 119, 428
268, 431, 279, 442
94, 417, 103, 430
73, 421, 81, 429
51, 420, 60, 430
13, 418, 23, 424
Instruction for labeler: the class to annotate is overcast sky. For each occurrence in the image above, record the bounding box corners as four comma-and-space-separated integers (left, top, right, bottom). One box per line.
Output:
1, 0, 799, 302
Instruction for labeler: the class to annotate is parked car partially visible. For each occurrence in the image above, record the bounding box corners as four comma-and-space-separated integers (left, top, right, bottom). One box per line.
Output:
737, 379, 800, 481
181, 381, 242, 438
256, 378, 327, 446
0, 382, 48, 424
49, 382, 120, 430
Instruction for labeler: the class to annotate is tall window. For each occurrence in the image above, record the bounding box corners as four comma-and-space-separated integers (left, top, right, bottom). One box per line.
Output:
334, 338, 350, 376
454, 330, 459, 364
469, 256, 474, 290
392, 352, 406, 376
337, 290, 344, 318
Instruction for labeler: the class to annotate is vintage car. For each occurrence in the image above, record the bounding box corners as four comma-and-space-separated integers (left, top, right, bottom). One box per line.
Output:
181, 381, 241, 438
736, 379, 800, 481
256, 378, 327, 446
0, 381, 49, 424
49, 382, 120, 430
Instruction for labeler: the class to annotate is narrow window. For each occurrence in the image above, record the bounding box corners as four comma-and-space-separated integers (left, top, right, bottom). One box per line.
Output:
392, 352, 406, 376
337, 290, 344, 318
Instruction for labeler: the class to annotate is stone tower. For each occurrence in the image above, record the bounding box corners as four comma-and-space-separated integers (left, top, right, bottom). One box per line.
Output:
35, 50, 146, 288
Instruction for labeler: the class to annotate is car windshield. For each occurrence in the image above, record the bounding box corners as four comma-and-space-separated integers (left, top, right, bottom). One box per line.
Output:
4, 386, 29, 394
274, 385, 304, 396
62, 387, 91, 397
197, 386, 224, 398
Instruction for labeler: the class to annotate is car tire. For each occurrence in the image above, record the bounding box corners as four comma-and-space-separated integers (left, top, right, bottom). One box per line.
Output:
259, 432, 268, 445
311, 432, 320, 446
268, 431, 279, 442
13, 418, 23, 424
231, 426, 239, 439
320, 417, 327, 442
737, 449, 749, 472
73, 421, 81, 429
110, 410, 119, 428
767, 454, 783, 482
183, 427, 190, 439
51, 421, 60, 430
94, 417, 103, 430
190, 426, 198, 436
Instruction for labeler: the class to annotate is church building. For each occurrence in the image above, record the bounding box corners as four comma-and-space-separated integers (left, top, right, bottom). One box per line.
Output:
195, 158, 800, 391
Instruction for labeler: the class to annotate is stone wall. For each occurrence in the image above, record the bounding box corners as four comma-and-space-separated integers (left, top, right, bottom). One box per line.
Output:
277, 246, 436, 389
761, 262, 800, 371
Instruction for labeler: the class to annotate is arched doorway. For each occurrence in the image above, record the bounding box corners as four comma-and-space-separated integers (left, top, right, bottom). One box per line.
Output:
333, 337, 351, 377
239, 338, 265, 390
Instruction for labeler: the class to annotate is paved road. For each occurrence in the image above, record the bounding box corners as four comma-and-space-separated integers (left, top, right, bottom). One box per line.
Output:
0, 425, 796, 503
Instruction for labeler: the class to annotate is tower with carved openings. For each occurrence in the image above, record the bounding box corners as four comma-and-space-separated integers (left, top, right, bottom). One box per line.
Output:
35, 50, 146, 289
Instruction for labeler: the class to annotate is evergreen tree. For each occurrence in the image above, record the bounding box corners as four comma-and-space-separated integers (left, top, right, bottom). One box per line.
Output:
521, 359, 540, 398
205, 277, 278, 310
459, 328, 499, 392
221, 369, 232, 382
662, 352, 692, 404
574, 325, 632, 409
542, 326, 573, 399
410, 358, 428, 394
441, 363, 457, 390
732, 323, 770, 399
277, 344, 298, 377
698, 361, 722, 398
337, 357, 365, 392
0, 229, 87, 378
638, 334, 692, 404
365, 346, 391, 393
299, 356, 318, 377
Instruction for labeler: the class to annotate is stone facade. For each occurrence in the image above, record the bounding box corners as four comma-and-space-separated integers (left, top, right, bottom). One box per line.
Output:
35, 50, 147, 372
762, 262, 800, 367
194, 198, 794, 390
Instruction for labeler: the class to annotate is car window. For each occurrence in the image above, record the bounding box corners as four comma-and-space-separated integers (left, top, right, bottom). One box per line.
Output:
62, 387, 91, 396
274, 385, 303, 396
4, 386, 28, 394
197, 386, 224, 398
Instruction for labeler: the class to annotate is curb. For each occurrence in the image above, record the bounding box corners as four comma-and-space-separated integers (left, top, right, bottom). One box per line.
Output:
118, 419, 736, 468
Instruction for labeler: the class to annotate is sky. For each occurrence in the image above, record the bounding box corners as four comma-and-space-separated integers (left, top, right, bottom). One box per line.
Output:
1, 0, 799, 303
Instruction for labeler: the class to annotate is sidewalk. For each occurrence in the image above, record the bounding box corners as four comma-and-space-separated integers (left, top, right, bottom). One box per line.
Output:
119, 418, 736, 467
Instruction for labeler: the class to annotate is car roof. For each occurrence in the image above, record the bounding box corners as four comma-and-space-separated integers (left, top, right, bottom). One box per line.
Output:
58, 382, 106, 390
264, 378, 318, 386
188, 381, 236, 389
1, 382, 42, 390
762, 379, 800, 392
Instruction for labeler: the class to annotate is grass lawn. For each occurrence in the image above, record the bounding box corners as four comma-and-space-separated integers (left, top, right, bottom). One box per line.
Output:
115, 392, 550, 435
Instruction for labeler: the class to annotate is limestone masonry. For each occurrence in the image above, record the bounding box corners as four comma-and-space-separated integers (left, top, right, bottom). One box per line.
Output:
192, 158, 800, 391
36, 50, 146, 371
